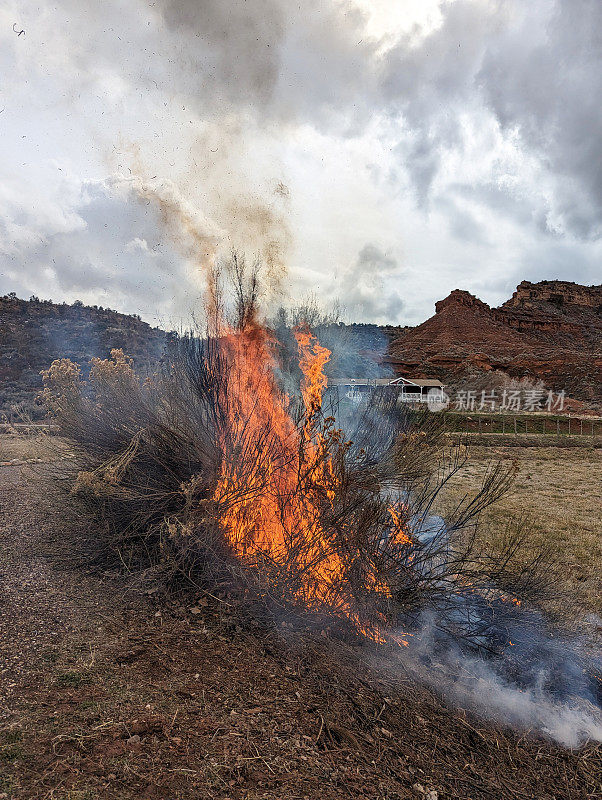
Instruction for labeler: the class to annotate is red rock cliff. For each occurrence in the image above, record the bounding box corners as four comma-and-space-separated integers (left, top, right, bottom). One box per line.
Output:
389, 280, 602, 403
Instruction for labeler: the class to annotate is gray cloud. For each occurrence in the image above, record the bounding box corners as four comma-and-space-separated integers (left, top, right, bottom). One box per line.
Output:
0, 176, 208, 324
56, 0, 376, 130
381, 0, 602, 240
478, 0, 602, 238
0, 0, 600, 327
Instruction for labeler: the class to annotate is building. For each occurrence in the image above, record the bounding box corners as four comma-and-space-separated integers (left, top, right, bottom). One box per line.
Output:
328, 377, 446, 404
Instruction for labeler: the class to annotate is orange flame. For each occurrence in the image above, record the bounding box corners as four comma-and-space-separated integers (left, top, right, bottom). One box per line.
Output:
212, 320, 346, 609
212, 318, 409, 646
293, 324, 330, 420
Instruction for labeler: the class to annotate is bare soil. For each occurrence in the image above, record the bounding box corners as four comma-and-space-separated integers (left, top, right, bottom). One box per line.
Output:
1, 437, 601, 799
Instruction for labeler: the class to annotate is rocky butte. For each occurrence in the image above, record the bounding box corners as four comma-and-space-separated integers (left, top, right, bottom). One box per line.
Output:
389, 280, 602, 403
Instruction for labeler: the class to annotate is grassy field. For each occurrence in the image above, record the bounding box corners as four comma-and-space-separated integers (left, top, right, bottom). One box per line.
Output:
437, 443, 602, 620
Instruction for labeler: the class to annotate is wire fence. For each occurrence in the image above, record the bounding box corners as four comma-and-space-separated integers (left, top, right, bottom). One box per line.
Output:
442, 413, 602, 437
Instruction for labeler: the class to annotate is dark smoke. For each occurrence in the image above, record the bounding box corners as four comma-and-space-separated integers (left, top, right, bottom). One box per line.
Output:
157, 0, 286, 113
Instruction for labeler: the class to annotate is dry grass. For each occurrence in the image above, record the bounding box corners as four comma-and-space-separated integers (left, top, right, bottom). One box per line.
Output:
0, 434, 73, 464
437, 444, 602, 619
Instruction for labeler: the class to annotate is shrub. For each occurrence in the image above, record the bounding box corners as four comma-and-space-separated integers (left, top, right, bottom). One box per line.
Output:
40, 254, 553, 651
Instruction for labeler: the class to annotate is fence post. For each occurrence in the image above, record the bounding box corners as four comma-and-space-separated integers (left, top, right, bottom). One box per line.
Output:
557, 418, 560, 436
568, 416, 571, 435
514, 417, 517, 435
580, 419, 583, 436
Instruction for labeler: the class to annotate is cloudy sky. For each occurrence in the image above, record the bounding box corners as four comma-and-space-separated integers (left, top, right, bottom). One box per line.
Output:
1, 0, 600, 327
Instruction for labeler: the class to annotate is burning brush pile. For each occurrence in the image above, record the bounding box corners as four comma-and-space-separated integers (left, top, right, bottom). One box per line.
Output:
41, 257, 602, 746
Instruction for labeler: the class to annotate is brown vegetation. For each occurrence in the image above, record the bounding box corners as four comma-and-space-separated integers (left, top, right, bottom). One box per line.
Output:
0, 294, 166, 419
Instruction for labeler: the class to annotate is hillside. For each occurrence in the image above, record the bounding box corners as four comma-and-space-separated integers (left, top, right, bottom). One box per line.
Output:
389, 281, 602, 403
0, 295, 167, 418
0, 296, 405, 417
2, 281, 600, 417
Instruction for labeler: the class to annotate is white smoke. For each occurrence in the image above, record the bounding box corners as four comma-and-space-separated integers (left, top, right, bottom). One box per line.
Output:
381, 613, 602, 748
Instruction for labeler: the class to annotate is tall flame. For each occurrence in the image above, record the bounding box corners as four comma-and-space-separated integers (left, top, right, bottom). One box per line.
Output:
212, 318, 408, 644
212, 320, 345, 609
294, 324, 330, 419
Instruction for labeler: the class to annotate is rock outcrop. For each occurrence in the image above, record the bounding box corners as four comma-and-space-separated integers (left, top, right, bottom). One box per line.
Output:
389, 281, 602, 403
503, 280, 602, 312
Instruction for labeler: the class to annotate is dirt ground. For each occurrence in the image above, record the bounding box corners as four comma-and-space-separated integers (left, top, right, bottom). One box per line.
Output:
1, 436, 601, 799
